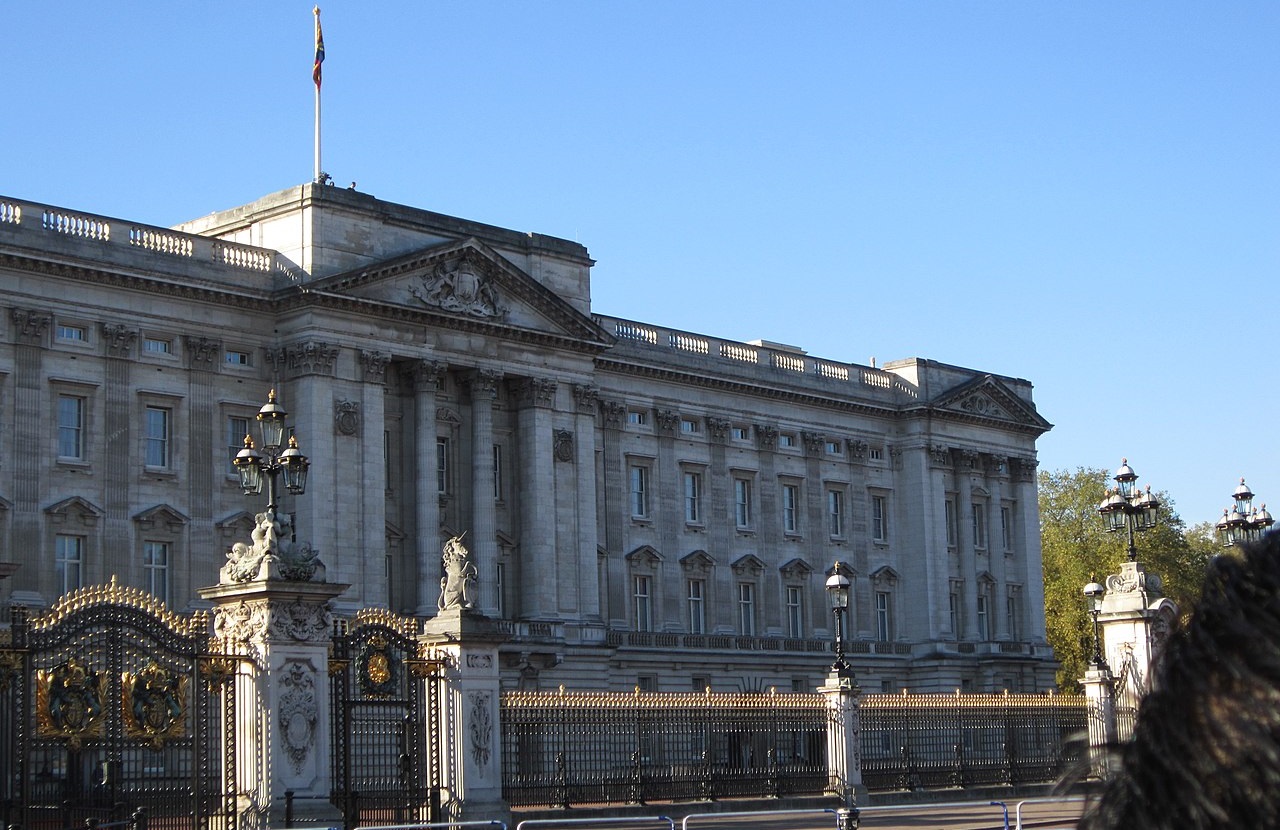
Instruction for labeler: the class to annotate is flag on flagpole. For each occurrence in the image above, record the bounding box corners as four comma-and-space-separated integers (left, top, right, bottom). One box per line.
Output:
313, 7, 325, 89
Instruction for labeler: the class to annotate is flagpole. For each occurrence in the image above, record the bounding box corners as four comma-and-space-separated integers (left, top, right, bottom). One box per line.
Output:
313, 6, 324, 182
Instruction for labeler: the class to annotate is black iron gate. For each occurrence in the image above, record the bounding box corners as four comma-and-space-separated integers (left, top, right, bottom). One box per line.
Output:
330, 610, 442, 829
0, 580, 240, 830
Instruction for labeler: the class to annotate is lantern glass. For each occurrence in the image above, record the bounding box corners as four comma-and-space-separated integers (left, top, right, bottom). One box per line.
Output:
826, 568, 851, 610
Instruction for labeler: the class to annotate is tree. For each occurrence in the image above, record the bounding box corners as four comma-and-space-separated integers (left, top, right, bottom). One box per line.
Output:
1038, 467, 1215, 691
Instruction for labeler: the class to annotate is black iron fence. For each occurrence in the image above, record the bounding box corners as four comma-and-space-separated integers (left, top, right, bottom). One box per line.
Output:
860, 691, 1088, 791
500, 688, 829, 807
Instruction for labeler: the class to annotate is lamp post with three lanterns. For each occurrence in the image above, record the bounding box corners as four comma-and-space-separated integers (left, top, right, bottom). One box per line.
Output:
1216, 478, 1273, 548
1097, 459, 1160, 562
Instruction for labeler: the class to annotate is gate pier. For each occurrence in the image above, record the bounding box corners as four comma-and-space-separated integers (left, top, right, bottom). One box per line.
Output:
422, 606, 511, 824
200, 577, 349, 826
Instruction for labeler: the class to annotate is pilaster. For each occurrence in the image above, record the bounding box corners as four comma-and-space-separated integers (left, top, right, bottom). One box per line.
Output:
414, 360, 446, 615
465, 370, 501, 616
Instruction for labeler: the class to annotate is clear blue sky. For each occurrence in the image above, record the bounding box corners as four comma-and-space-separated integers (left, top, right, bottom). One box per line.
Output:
5, 2, 1277, 531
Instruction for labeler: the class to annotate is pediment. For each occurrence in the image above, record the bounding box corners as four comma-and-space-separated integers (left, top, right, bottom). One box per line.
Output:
930, 375, 1051, 432
132, 504, 190, 532
310, 238, 612, 346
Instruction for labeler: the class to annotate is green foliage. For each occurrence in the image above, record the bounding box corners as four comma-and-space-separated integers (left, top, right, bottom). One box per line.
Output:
1038, 467, 1214, 691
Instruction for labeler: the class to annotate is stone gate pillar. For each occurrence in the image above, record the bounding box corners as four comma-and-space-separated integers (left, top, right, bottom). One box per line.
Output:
1098, 562, 1179, 699
199, 511, 347, 826
1082, 664, 1118, 780
819, 668, 865, 808
422, 606, 511, 824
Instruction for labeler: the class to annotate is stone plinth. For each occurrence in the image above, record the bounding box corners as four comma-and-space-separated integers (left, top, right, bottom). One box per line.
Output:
819, 669, 866, 805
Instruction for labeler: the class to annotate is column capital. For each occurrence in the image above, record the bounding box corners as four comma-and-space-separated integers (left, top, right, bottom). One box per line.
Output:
513, 376, 557, 408
655, 409, 679, 434
464, 368, 501, 400
9, 308, 50, 344
411, 359, 446, 391
101, 322, 137, 358
359, 350, 391, 384
600, 399, 626, 430
572, 383, 599, 414
756, 424, 779, 451
706, 417, 731, 443
183, 336, 221, 371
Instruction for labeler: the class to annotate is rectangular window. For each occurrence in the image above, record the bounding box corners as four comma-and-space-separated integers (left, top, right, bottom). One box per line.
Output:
56, 324, 86, 341
734, 478, 752, 528
977, 594, 990, 640
145, 406, 170, 468
227, 416, 250, 465
683, 471, 702, 523
875, 591, 891, 641
436, 437, 450, 493
972, 504, 987, 549
1007, 592, 1019, 640
782, 484, 799, 534
871, 495, 887, 542
825, 440, 842, 456
687, 579, 705, 634
633, 575, 653, 632
868, 447, 883, 461
627, 410, 647, 426
779, 433, 797, 448
945, 499, 958, 547
637, 675, 658, 692
55, 535, 83, 595
1001, 506, 1013, 551
144, 541, 169, 604
827, 489, 845, 537
680, 418, 700, 434
630, 465, 650, 518
496, 562, 506, 618
738, 583, 756, 636
949, 591, 960, 638
493, 444, 503, 500
57, 395, 84, 459
143, 337, 172, 354
731, 426, 750, 442
225, 350, 251, 366
785, 586, 804, 638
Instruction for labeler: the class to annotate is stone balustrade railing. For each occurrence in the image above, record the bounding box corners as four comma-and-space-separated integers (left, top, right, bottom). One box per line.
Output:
595, 314, 918, 398
0, 195, 306, 289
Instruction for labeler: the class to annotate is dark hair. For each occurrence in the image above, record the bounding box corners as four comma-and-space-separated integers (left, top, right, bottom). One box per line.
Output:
1079, 530, 1280, 829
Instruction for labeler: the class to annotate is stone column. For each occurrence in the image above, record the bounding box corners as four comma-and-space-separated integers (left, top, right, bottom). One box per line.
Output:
819, 668, 865, 807
599, 399, 627, 628
421, 608, 511, 823
1081, 664, 1118, 780
955, 450, 980, 640
987, 455, 1011, 640
465, 370, 501, 616
1013, 457, 1048, 644
414, 361, 445, 615
514, 377, 557, 620
572, 384, 602, 622
199, 578, 348, 825
9, 310, 50, 607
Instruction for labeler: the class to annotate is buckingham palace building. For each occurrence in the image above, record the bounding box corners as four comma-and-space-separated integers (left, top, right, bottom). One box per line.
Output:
0, 183, 1056, 693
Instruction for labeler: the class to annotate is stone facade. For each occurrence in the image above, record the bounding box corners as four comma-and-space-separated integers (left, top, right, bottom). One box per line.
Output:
0, 184, 1056, 693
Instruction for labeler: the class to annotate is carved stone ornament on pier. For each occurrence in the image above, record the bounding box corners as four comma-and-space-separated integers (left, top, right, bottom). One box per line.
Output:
221, 509, 325, 584
438, 533, 478, 611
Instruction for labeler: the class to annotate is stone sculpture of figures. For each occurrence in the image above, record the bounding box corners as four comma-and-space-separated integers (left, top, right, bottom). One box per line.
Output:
223, 510, 323, 583
439, 533, 477, 611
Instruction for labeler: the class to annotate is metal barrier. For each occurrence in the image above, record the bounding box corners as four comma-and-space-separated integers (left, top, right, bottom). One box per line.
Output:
518, 816, 674, 830
362, 822, 509, 830
1014, 796, 1086, 830
681, 808, 847, 830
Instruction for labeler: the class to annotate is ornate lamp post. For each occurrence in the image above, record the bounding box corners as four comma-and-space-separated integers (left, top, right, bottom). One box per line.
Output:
825, 562, 854, 677
1215, 478, 1274, 547
233, 389, 310, 510
1082, 579, 1108, 671
1097, 458, 1160, 561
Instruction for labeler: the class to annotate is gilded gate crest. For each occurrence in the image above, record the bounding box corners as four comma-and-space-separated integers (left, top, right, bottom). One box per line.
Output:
357, 634, 399, 697
122, 661, 189, 748
36, 658, 106, 748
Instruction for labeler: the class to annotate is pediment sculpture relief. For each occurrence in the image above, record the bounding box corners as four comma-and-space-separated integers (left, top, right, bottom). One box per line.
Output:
410, 257, 507, 319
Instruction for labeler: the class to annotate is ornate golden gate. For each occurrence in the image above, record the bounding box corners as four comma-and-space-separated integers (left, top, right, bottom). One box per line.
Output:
0, 580, 242, 829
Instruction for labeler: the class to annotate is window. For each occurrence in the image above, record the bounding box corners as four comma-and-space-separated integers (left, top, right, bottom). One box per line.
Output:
945, 499, 958, 548
976, 594, 990, 641
145, 406, 171, 467
949, 591, 961, 638
627, 410, 647, 426
1007, 592, 1019, 641
972, 504, 987, 549
868, 447, 883, 461
731, 425, 750, 442
782, 483, 799, 534
493, 444, 503, 500
733, 478, 752, 528
687, 579, 706, 634
680, 418, 700, 435
825, 440, 842, 456
143, 337, 172, 354
785, 586, 804, 638
683, 471, 702, 523
637, 676, 658, 692
496, 562, 506, 618
436, 437, 450, 493
57, 395, 84, 459
779, 433, 797, 448
871, 494, 887, 542
692, 676, 709, 692
225, 350, 251, 366
875, 591, 892, 641
629, 465, 650, 518
56, 535, 83, 595
1001, 506, 1013, 551
227, 416, 250, 465
144, 541, 169, 604
827, 489, 845, 537
738, 583, 756, 636
56, 324, 86, 341
633, 575, 653, 632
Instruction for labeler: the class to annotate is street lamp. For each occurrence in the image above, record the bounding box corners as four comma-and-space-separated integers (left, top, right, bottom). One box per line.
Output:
825, 562, 854, 677
233, 389, 310, 511
1216, 478, 1274, 547
1082, 579, 1107, 671
1097, 458, 1160, 561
